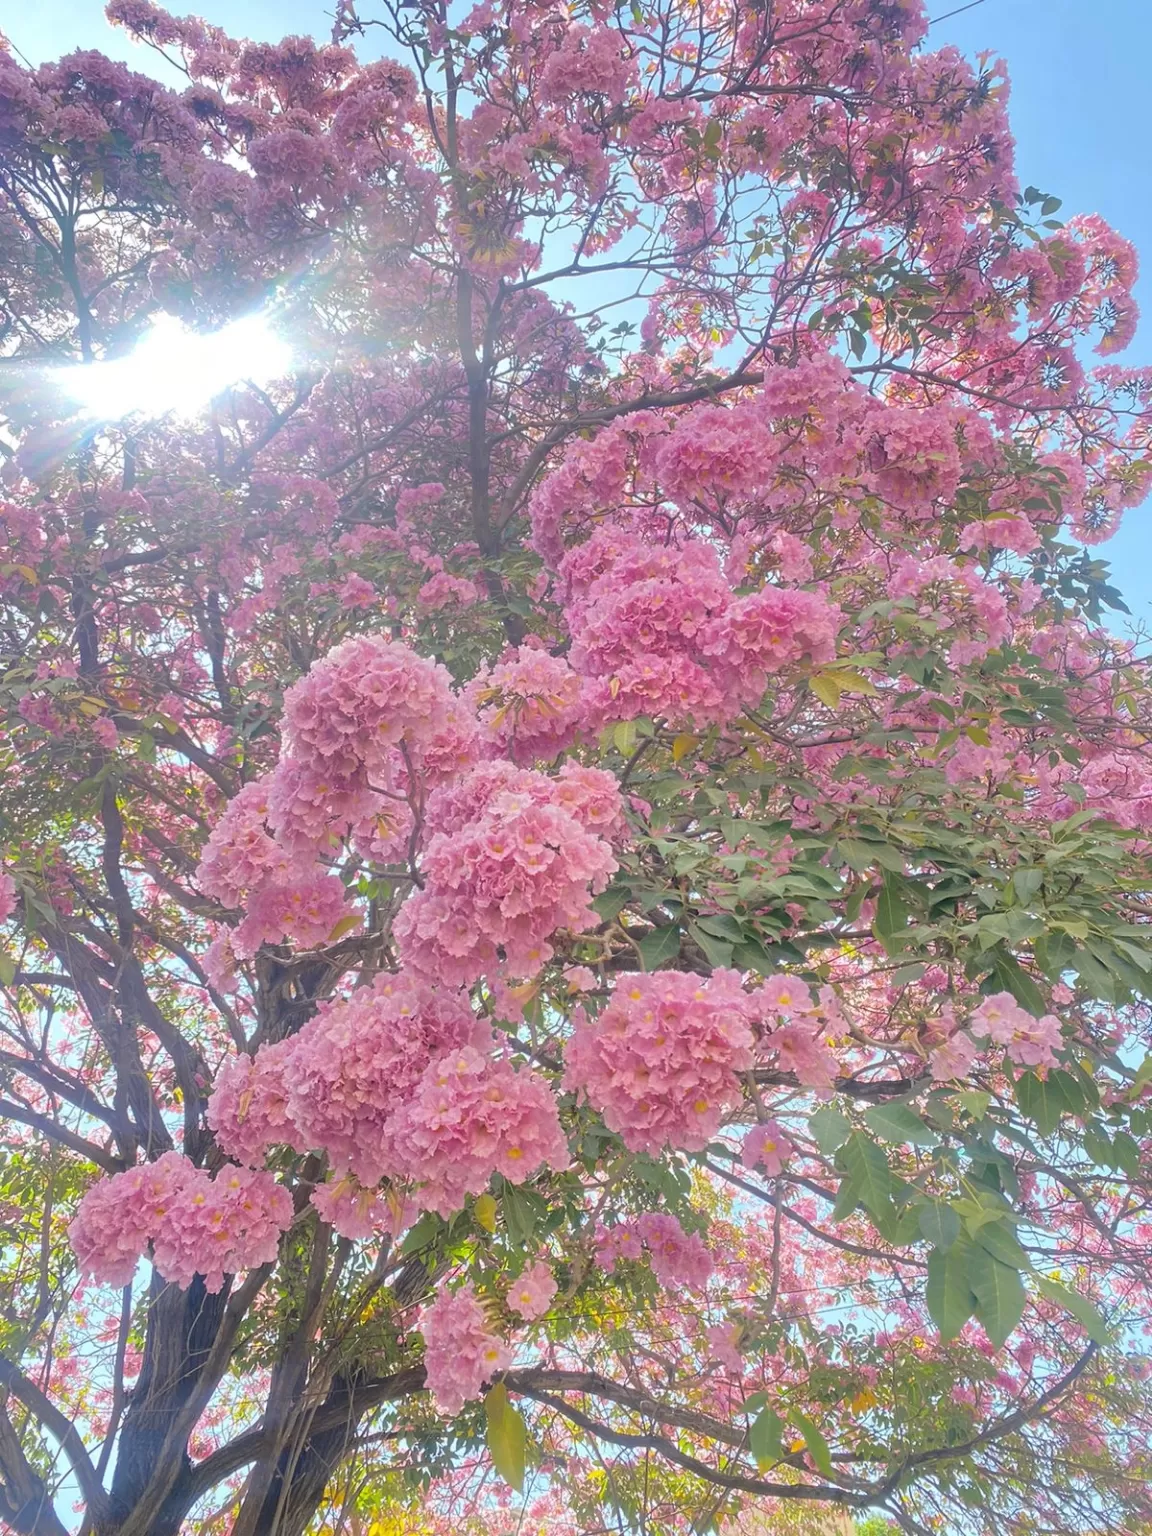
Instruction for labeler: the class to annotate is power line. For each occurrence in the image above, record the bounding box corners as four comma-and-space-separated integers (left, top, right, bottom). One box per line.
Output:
928, 0, 988, 25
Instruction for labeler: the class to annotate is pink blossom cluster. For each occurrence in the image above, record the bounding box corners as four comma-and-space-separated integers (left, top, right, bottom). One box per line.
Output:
69, 1152, 292, 1293
929, 1027, 981, 1083
756, 975, 842, 1089
205, 1036, 299, 1168
388, 1044, 571, 1216
538, 23, 635, 106
564, 969, 757, 1153
742, 1119, 795, 1176
311, 1174, 412, 1241
207, 971, 570, 1217
469, 645, 586, 763
560, 529, 839, 726
507, 1259, 558, 1321
274, 973, 480, 1184
420, 1283, 511, 1416
395, 760, 620, 983
969, 992, 1064, 1070
0, 868, 15, 924
234, 874, 354, 959
282, 634, 471, 780
196, 772, 369, 958
595, 1212, 712, 1290
196, 635, 492, 960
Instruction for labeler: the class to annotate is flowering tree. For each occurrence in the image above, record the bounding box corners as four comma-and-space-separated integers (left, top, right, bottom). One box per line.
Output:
1, 1, 1151, 1533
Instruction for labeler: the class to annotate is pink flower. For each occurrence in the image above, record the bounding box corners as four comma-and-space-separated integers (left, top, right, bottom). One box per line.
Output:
69, 1151, 196, 1288
507, 1259, 557, 1321
311, 1173, 396, 1240
930, 1031, 980, 1082
395, 761, 619, 984
420, 1283, 511, 1415
706, 1321, 745, 1374
593, 1222, 644, 1272
69, 1155, 293, 1293
0, 869, 15, 925
565, 970, 756, 1154
469, 646, 585, 762
636, 1212, 713, 1289
338, 573, 377, 608
742, 1120, 794, 1176
282, 635, 458, 777
150, 1164, 293, 1293
233, 874, 356, 958
969, 992, 1063, 1071
387, 1046, 570, 1216
279, 972, 478, 1185
207, 1038, 299, 1167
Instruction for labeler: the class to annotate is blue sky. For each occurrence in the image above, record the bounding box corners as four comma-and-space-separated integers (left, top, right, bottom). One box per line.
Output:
7, 0, 1152, 625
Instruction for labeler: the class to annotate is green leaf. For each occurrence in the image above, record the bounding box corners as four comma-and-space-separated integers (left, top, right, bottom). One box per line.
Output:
613, 719, 638, 756
862, 1102, 939, 1147
401, 1211, 442, 1255
926, 1243, 977, 1340
873, 873, 909, 952
839, 1133, 893, 1218
1033, 1274, 1112, 1344
790, 1411, 834, 1479
955, 1089, 992, 1121
688, 920, 735, 970
749, 1406, 784, 1470
809, 1106, 851, 1155
1011, 868, 1044, 903
592, 887, 629, 923
1110, 1128, 1142, 1178
986, 950, 1047, 1016
973, 1221, 1031, 1271
502, 1185, 543, 1248
326, 913, 363, 943
918, 1200, 961, 1251
1016, 1069, 1086, 1136
809, 670, 843, 708
485, 1382, 527, 1492
968, 1245, 1026, 1349
638, 924, 681, 971
0, 954, 14, 987
872, 1199, 923, 1246
474, 1193, 497, 1233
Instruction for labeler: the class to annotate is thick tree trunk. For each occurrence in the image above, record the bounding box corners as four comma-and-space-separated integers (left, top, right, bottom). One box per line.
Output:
95, 1275, 229, 1536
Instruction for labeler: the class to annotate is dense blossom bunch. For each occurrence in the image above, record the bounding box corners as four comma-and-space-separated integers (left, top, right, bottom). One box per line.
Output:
595, 1213, 713, 1290
388, 1044, 571, 1215
560, 529, 840, 725
206, 1036, 299, 1168
206, 972, 568, 1218
311, 1173, 406, 1241
469, 645, 586, 762
565, 970, 757, 1152
281, 634, 461, 776
0, 868, 15, 924
420, 1284, 511, 1416
969, 992, 1065, 1070
395, 760, 621, 982
69, 1154, 292, 1292
197, 777, 295, 907
507, 1259, 558, 1321
277, 973, 480, 1184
